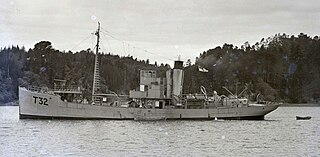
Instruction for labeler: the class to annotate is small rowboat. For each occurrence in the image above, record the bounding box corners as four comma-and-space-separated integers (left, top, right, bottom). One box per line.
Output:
296, 116, 311, 120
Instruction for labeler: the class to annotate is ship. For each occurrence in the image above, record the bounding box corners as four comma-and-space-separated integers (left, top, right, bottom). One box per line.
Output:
19, 23, 280, 120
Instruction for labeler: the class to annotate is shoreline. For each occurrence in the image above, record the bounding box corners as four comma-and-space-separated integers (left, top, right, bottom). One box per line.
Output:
280, 103, 320, 107
0, 101, 18, 106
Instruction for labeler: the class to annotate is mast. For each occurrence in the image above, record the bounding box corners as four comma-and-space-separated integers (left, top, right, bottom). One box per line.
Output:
92, 22, 101, 103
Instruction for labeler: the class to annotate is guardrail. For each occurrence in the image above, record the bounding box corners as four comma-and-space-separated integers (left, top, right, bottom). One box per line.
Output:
27, 86, 49, 93
53, 88, 81, 92
27, 86, 81, 94
54, 85, 80, 91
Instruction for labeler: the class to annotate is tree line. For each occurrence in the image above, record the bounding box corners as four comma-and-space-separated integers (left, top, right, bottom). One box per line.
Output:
184, 33, 320, 103
0, 33, 319, 104
0, 41, 169, 104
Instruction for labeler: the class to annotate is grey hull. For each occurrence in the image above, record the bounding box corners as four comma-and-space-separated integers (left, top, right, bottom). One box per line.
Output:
19, 87, 279, 120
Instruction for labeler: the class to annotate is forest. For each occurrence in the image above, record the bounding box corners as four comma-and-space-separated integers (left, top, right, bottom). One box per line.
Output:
0, 33, 319, 105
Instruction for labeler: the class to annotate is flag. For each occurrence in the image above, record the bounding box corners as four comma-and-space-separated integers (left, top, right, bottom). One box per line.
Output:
198, 66, 208, 72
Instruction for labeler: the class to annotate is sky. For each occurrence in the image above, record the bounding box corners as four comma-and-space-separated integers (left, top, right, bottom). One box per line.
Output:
1, 0, 319, 65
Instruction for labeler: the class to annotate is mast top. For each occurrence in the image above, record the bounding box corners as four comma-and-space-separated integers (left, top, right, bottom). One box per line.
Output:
95, 22, 100, 35
94, 22, 100, 54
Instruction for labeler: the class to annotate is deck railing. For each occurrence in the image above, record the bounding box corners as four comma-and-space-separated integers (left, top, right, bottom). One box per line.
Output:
27, 86, 57, 95
27, 85, 81, 94
53, 85, 81, 92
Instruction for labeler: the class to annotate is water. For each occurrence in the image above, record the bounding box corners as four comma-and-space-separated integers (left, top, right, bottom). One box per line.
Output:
0, 106, 319, 157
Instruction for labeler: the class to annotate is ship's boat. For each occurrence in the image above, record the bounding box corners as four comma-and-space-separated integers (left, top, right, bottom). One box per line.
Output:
296, 116, 311, 120
18, 23, 280, 120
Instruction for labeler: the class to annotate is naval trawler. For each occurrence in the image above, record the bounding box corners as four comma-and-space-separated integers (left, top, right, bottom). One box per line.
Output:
19, 23, 280, 120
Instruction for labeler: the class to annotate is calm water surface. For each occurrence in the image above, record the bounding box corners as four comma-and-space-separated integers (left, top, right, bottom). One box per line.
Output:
0, 106, 319, 156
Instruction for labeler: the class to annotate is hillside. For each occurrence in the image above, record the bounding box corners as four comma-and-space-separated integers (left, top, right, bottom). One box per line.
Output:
0, 33, 319, 104
184, 33, 320, 103
0, 41, 170, 104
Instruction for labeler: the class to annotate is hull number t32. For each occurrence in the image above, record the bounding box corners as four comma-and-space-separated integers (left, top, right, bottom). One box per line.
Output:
33, 96, 49, 106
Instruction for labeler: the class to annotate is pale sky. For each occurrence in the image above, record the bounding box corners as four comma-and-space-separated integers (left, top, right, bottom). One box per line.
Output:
1, 0, 319, 65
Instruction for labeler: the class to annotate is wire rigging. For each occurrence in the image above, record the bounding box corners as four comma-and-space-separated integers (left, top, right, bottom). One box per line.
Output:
100, 33, 113, 53
70, 32, 94, 52
122, 42, 126, 56
99, 39, 108, 54
100, 27, 173, 61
